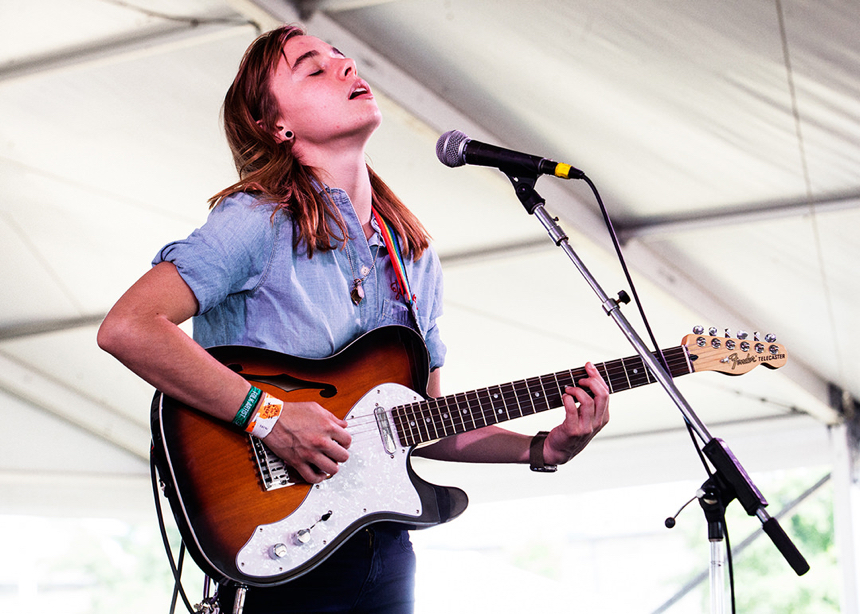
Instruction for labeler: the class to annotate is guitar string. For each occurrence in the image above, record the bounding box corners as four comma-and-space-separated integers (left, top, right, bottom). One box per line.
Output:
260, 341, 759, 475
272, 347, 689, 444
334, 349, 694, 447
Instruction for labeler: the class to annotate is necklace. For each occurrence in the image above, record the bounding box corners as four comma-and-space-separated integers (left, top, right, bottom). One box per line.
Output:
344, 241, 378, 305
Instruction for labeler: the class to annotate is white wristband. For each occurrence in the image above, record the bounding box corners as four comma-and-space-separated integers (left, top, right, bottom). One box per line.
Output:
245, 393, 283, 439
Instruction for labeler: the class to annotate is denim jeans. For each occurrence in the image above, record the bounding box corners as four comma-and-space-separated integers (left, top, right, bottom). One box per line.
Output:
217, 524, 416, 614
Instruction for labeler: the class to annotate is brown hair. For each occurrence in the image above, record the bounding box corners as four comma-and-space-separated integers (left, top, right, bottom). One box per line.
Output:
209, 24, 430, 258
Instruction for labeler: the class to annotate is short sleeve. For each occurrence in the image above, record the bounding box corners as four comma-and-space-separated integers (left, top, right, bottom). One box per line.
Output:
153, 193, 279, 315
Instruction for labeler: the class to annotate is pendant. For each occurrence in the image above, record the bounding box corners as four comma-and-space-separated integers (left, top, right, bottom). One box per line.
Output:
351, 279, 365, 305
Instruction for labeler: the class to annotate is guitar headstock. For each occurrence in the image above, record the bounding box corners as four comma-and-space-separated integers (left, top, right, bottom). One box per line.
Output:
682, 327, 788, 375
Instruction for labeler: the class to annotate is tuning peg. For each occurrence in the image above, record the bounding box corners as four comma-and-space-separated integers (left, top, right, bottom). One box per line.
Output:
724, 328, 732, 338
708, 327, 718, 336
765, 333, 777, 343
692, 325, 704, 335
737, 330, 748, 340
754, 332, 760, 342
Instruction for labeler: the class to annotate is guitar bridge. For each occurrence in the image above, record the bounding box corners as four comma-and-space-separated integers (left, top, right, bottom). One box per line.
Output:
250, 436, 295, 491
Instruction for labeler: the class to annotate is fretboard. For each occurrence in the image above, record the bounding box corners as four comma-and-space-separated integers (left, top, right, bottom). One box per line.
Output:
391, 345, 692, 447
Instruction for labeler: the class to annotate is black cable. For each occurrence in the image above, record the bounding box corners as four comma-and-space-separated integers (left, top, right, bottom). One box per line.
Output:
724, 519, 737, 613
580, 173, 714, 476
170, 544, 186, 614
581, 174, 669, 372
150, 451, 198, 614
581, 172, 746, 610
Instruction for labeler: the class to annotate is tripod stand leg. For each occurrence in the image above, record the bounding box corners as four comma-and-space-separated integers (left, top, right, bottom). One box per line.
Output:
232, 586, 248, 614
709, 539, 726, 614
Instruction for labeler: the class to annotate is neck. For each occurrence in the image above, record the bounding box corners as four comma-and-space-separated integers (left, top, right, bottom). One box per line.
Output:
297, 143, 374, 236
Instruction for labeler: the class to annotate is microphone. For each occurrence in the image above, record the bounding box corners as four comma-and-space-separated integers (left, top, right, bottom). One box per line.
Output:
435, 130, 584, 180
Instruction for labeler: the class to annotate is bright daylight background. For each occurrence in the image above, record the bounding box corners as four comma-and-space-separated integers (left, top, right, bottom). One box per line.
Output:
0, 464, 837, 614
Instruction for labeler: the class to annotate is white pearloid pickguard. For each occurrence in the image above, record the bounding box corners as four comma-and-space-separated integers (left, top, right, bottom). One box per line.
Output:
235, 383, 423, 579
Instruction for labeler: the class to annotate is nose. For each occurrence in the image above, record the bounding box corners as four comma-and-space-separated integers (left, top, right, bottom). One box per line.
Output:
339, 57, 356, 79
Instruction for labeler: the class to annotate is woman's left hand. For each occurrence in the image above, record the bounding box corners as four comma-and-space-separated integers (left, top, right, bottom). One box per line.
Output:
544, 361, 610, 465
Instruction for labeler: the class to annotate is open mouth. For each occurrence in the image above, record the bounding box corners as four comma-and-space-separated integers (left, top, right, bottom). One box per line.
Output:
349, 82, 371, 99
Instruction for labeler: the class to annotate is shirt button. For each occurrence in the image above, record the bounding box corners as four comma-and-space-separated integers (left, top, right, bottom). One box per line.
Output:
360, 266, 370, 276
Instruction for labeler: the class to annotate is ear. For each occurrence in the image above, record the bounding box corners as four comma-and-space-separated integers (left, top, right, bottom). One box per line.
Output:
256, 119, 292, 144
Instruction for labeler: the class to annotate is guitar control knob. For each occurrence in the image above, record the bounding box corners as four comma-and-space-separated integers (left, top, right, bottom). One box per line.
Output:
270, 543, 288, 559
294, 529, 312, 545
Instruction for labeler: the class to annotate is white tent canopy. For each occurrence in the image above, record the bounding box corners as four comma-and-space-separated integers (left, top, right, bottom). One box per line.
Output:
1, 0, 858, 606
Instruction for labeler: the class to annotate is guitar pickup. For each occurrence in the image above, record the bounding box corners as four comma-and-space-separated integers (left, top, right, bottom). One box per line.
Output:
374, 405, 397, 456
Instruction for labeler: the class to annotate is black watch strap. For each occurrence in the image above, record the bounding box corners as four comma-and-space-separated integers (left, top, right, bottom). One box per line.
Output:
529, 431, 558, 473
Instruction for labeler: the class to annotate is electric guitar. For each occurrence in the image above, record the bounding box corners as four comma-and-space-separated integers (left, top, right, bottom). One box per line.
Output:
150, 325, 787, 587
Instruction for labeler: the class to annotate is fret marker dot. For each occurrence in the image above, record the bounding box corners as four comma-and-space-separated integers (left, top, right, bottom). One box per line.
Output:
497, 409, 503, 414
493, 393, 499, 399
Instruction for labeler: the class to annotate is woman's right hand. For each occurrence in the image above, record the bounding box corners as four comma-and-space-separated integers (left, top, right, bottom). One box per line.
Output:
262, 400, 352, 484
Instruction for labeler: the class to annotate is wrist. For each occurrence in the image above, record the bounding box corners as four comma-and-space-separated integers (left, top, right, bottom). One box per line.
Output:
245, 392, 284, 439
529, 431, 558, 473
232, 386, 263, 429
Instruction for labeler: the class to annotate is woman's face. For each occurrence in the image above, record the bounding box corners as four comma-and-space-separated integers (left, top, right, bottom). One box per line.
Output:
268, 35, 382, 156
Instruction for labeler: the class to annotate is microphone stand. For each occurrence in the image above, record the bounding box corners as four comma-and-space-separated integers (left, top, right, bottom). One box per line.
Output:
503, 171, 809, 612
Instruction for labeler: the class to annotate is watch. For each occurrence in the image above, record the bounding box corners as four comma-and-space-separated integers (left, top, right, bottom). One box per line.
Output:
529, 431, 558, 473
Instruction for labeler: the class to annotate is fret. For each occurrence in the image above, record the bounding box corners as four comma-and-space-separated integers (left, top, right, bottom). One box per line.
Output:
618, 357, 633, 390
604, 359, 630, 392
623, 356, 650, 389
486, 385, 506, 427
437, 400, 452, 438
451, 391, 469, 434
461, 390, 482, 431
596, 362, 614, 393
451, 393, 474, 430
536, 375, 556, 411
511, 379, 533, 418
391, 406, 408, 446
523, 376, 548, 415
396, 404, 411, 447
473, 388, 492, 430
397, 403, 420, 446
436, 399, 451, 437
416, 398, 437, 443
450, 392, 470, 435
560, 369, 577, 391
497, 382, 518, 424
540, 374, 561, 407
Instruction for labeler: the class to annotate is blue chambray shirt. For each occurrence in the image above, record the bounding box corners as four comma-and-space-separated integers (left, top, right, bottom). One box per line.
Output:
153, 188, 446, 369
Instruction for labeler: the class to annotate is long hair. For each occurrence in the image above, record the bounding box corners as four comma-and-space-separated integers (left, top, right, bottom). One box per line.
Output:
209, 24, 430, 259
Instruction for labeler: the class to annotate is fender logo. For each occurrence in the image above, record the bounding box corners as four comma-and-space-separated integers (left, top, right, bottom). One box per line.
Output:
725, 352, 786, 370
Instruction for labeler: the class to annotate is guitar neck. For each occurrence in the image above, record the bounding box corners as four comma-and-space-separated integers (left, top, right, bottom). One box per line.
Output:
391, 345, 692, 447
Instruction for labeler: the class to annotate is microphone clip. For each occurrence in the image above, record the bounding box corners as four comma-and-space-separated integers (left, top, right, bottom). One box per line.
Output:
505, 172, 545, 215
